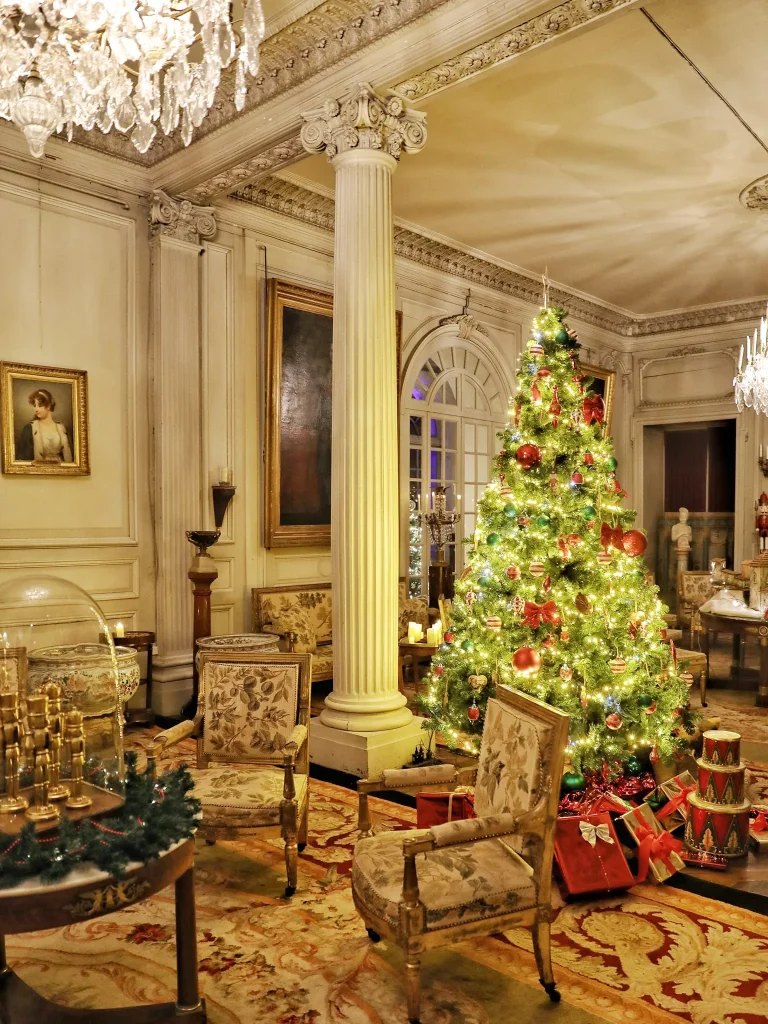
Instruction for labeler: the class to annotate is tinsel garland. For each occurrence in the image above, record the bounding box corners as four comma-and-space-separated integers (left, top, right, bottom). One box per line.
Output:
0, 752, 200, 888
558, 769, 656, 815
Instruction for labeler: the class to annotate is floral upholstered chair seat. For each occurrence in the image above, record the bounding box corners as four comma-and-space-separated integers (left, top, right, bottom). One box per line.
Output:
353, 827, 536, 932
352, 687, 569, 1023
152, 652, 312, 897
192, 766, 309, 830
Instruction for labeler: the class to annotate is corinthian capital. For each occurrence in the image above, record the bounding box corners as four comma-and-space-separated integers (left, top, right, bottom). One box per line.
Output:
300, 82, 426, 162
149, 190, 217, 244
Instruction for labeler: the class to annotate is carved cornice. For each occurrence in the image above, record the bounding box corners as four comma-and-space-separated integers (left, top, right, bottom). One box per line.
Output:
230, 176, 766, 336
438, 313, 489, 338
72, 0, 450, 167
301, 83, 427, 160
149, 190, 217, 244
182, 137, 306, 203
394, 0, 637, 102
740, 175, 768, 210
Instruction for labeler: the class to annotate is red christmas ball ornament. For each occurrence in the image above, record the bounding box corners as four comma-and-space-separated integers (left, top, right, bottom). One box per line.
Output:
622, 530, 648, 558
486, 616, 502, 632
571, 471, 583, 486
583, 452, 594, 466
609, 657, 626, 674
433, 666, 444, 677
516, 443, 541, 469
643, 700, 657, 715
536, 367, 552, 378
542, 634, 556, 649
529, 561, 546, 577
467, 702, 481, 723
505, 565, 521, 581
444, 632, 455, 643
566, 533, 582, 546
605, 712, 623, 731
650, 744, 660, 764
512, 646, 541, 676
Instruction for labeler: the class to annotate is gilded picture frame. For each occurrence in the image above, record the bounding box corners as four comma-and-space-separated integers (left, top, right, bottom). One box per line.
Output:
581, 363, 616, 436
0, 647, 27, 696
265, 279, 402, 549
1, 361, 89, 476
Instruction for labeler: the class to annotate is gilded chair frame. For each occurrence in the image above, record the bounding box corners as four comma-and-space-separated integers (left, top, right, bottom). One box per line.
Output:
151, 651, 312, 896
677, 570, 716, 647
355, 686, 570, 1023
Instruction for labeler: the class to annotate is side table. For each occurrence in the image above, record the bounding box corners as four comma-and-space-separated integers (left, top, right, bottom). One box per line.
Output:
398, 641, 440, 693
115, 631, 155, 726
0, 837, 204, 1022
700, 609, 768, 707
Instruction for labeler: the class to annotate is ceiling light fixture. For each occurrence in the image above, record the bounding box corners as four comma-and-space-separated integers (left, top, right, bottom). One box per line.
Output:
0, 2, 265, 159
734, 307, 768, 415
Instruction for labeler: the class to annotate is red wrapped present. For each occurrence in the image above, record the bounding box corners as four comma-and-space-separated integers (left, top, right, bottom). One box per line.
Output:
416, 788, 475, 829
645, 771, 695, 832
621, 802, 684, 882
749, 811, 768, 853
554, 813, 635, 895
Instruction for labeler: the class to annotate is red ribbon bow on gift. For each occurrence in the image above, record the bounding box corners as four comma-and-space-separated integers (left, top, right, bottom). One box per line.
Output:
523, 600, 560, 629
583, 395, 605, 425
750, 812, 768, 833
633, 823, 683, 882
600, 522, 624, 552
656, 782, 695, 824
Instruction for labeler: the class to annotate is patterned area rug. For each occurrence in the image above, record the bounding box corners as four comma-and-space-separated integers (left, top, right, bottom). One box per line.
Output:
6, 736, 768, 1023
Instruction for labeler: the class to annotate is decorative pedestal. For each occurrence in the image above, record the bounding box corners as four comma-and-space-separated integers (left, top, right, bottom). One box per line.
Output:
115, 631, 155, 726
685, 730, 751, 858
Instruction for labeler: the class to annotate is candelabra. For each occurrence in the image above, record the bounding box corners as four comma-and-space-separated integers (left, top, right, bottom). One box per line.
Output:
418, 485, 461, 607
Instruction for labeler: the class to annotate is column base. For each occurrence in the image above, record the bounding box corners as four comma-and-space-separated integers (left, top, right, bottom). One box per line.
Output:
310, 716, 426, 778
152, 657, 193, 717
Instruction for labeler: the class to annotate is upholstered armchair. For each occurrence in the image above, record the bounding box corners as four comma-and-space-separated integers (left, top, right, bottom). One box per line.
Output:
150, 651, 312, 897
352, 686, 569, 1023
677, 571, 717, 647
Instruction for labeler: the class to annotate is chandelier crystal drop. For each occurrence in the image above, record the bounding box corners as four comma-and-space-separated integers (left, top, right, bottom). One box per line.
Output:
734, 307, 768, 416
0, 2, 266, 158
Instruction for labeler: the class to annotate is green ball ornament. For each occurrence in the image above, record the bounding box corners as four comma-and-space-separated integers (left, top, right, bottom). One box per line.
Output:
561, 771, 586, 793
582, 505, 597, 521
606, 456, 618, 471
503, 503, 517, 519
626, 754, 644, 777
487, 532, 501, 546
555, 328, 569, 344
638, 694, 655, 709
536, 514, 550, 528
461, 639, 474, 652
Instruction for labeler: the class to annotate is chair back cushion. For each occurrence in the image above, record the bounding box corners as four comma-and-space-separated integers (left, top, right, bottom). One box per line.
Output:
678, 572, 716, 626
253, 585, 332, 651
474, 694, 555, 819
202, 658, 300, 759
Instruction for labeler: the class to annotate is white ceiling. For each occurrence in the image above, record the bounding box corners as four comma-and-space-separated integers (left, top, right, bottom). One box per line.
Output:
290, 0, 768, 316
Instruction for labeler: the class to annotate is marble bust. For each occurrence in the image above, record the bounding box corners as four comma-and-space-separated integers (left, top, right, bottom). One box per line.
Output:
671, 507, 692, 553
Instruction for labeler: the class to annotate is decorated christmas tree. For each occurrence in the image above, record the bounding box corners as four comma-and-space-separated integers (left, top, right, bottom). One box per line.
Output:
420, 305, 693, 777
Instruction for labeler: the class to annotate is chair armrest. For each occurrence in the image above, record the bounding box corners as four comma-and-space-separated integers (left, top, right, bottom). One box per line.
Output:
430, 812, 521, 847
282, 723, 308, 762
147, 717, 200, 774
356, 764, 477, 837
263, 625, 298, 652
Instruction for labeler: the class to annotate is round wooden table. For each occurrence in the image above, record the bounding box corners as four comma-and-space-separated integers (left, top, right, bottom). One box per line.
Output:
699, 608, 768, 708
0, 838, 205, 1022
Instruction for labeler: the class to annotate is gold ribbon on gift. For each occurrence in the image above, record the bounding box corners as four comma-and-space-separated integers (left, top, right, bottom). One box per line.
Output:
446, 785, 475, 822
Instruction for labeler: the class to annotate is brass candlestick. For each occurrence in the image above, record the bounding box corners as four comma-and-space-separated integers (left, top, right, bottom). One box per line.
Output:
65, 710, 92, 810
25, 694, 58, 822
0, 694, 27, 813
44, 683, 69, 801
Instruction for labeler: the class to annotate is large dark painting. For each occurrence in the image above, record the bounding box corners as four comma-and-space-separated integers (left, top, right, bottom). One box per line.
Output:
265, 279, 402, 548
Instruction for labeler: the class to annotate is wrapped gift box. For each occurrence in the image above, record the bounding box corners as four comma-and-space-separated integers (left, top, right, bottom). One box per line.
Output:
554, 813, 635, 896
416, 789, 475, 829
621, 801, 685, 882
749, 811, 768, 853
644, 771, 696, 832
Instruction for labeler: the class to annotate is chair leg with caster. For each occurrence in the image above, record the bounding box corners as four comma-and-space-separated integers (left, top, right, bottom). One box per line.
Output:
532, 913, 560, 1004
405, 953, 421, 1024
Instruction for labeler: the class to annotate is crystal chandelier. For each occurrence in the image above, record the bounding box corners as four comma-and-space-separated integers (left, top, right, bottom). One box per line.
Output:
0, 2, 265, 158
734, 307, 768, 416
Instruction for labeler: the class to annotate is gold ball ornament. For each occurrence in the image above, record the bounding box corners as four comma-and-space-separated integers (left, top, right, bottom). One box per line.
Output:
596, 551, 612, 565
609, 657, 626, 674
679, 670, 694, 687
486, 616, 502, 631
468, 674, 488, 692
529, 561, 546, 577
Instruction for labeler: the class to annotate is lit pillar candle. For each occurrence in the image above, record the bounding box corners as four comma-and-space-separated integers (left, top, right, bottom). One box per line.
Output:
220, 467, 233, 485
114, 622, 125, 639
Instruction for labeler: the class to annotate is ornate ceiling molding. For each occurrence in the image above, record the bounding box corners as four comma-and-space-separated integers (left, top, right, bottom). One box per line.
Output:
149, 191, 217, 244
740, 175, 768, 211
182, 137, 306, 202
231, 175, 767, 337
394, 0, 637, 102
72, 0, 452, 167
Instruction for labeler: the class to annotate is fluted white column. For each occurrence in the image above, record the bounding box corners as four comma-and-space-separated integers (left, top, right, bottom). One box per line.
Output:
302, 85, 426, 741
149, 191, 216, 714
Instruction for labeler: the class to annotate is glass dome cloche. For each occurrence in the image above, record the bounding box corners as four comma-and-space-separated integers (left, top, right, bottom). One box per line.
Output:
0, 576, 127, 839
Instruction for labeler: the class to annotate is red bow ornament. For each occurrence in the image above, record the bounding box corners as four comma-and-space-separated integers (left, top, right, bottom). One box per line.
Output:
600, 522, 624, 552
557, 535, 571, 560
523, 600, 560, 629
656, 782, 695, 826
583, 395, 605, 426
633, 824, 683, 882
750, 812, 768, 833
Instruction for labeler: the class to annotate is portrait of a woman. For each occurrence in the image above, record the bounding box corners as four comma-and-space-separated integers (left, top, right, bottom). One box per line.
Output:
16, 388, 73, 464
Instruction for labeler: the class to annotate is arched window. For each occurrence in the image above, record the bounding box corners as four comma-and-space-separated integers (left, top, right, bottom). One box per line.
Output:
402, 337, 510, 596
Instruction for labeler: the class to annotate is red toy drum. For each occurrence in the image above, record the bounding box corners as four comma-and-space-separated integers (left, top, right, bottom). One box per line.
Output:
702, 730, 741, 767
684, 802, 751, 858
697, 764, 745, 805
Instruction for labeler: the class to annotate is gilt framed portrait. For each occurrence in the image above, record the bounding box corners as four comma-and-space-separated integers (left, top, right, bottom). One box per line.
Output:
0, 647, 26, 696
1, 361, 89, 476
581, 363, 616, 436
265, 279, 402, 548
